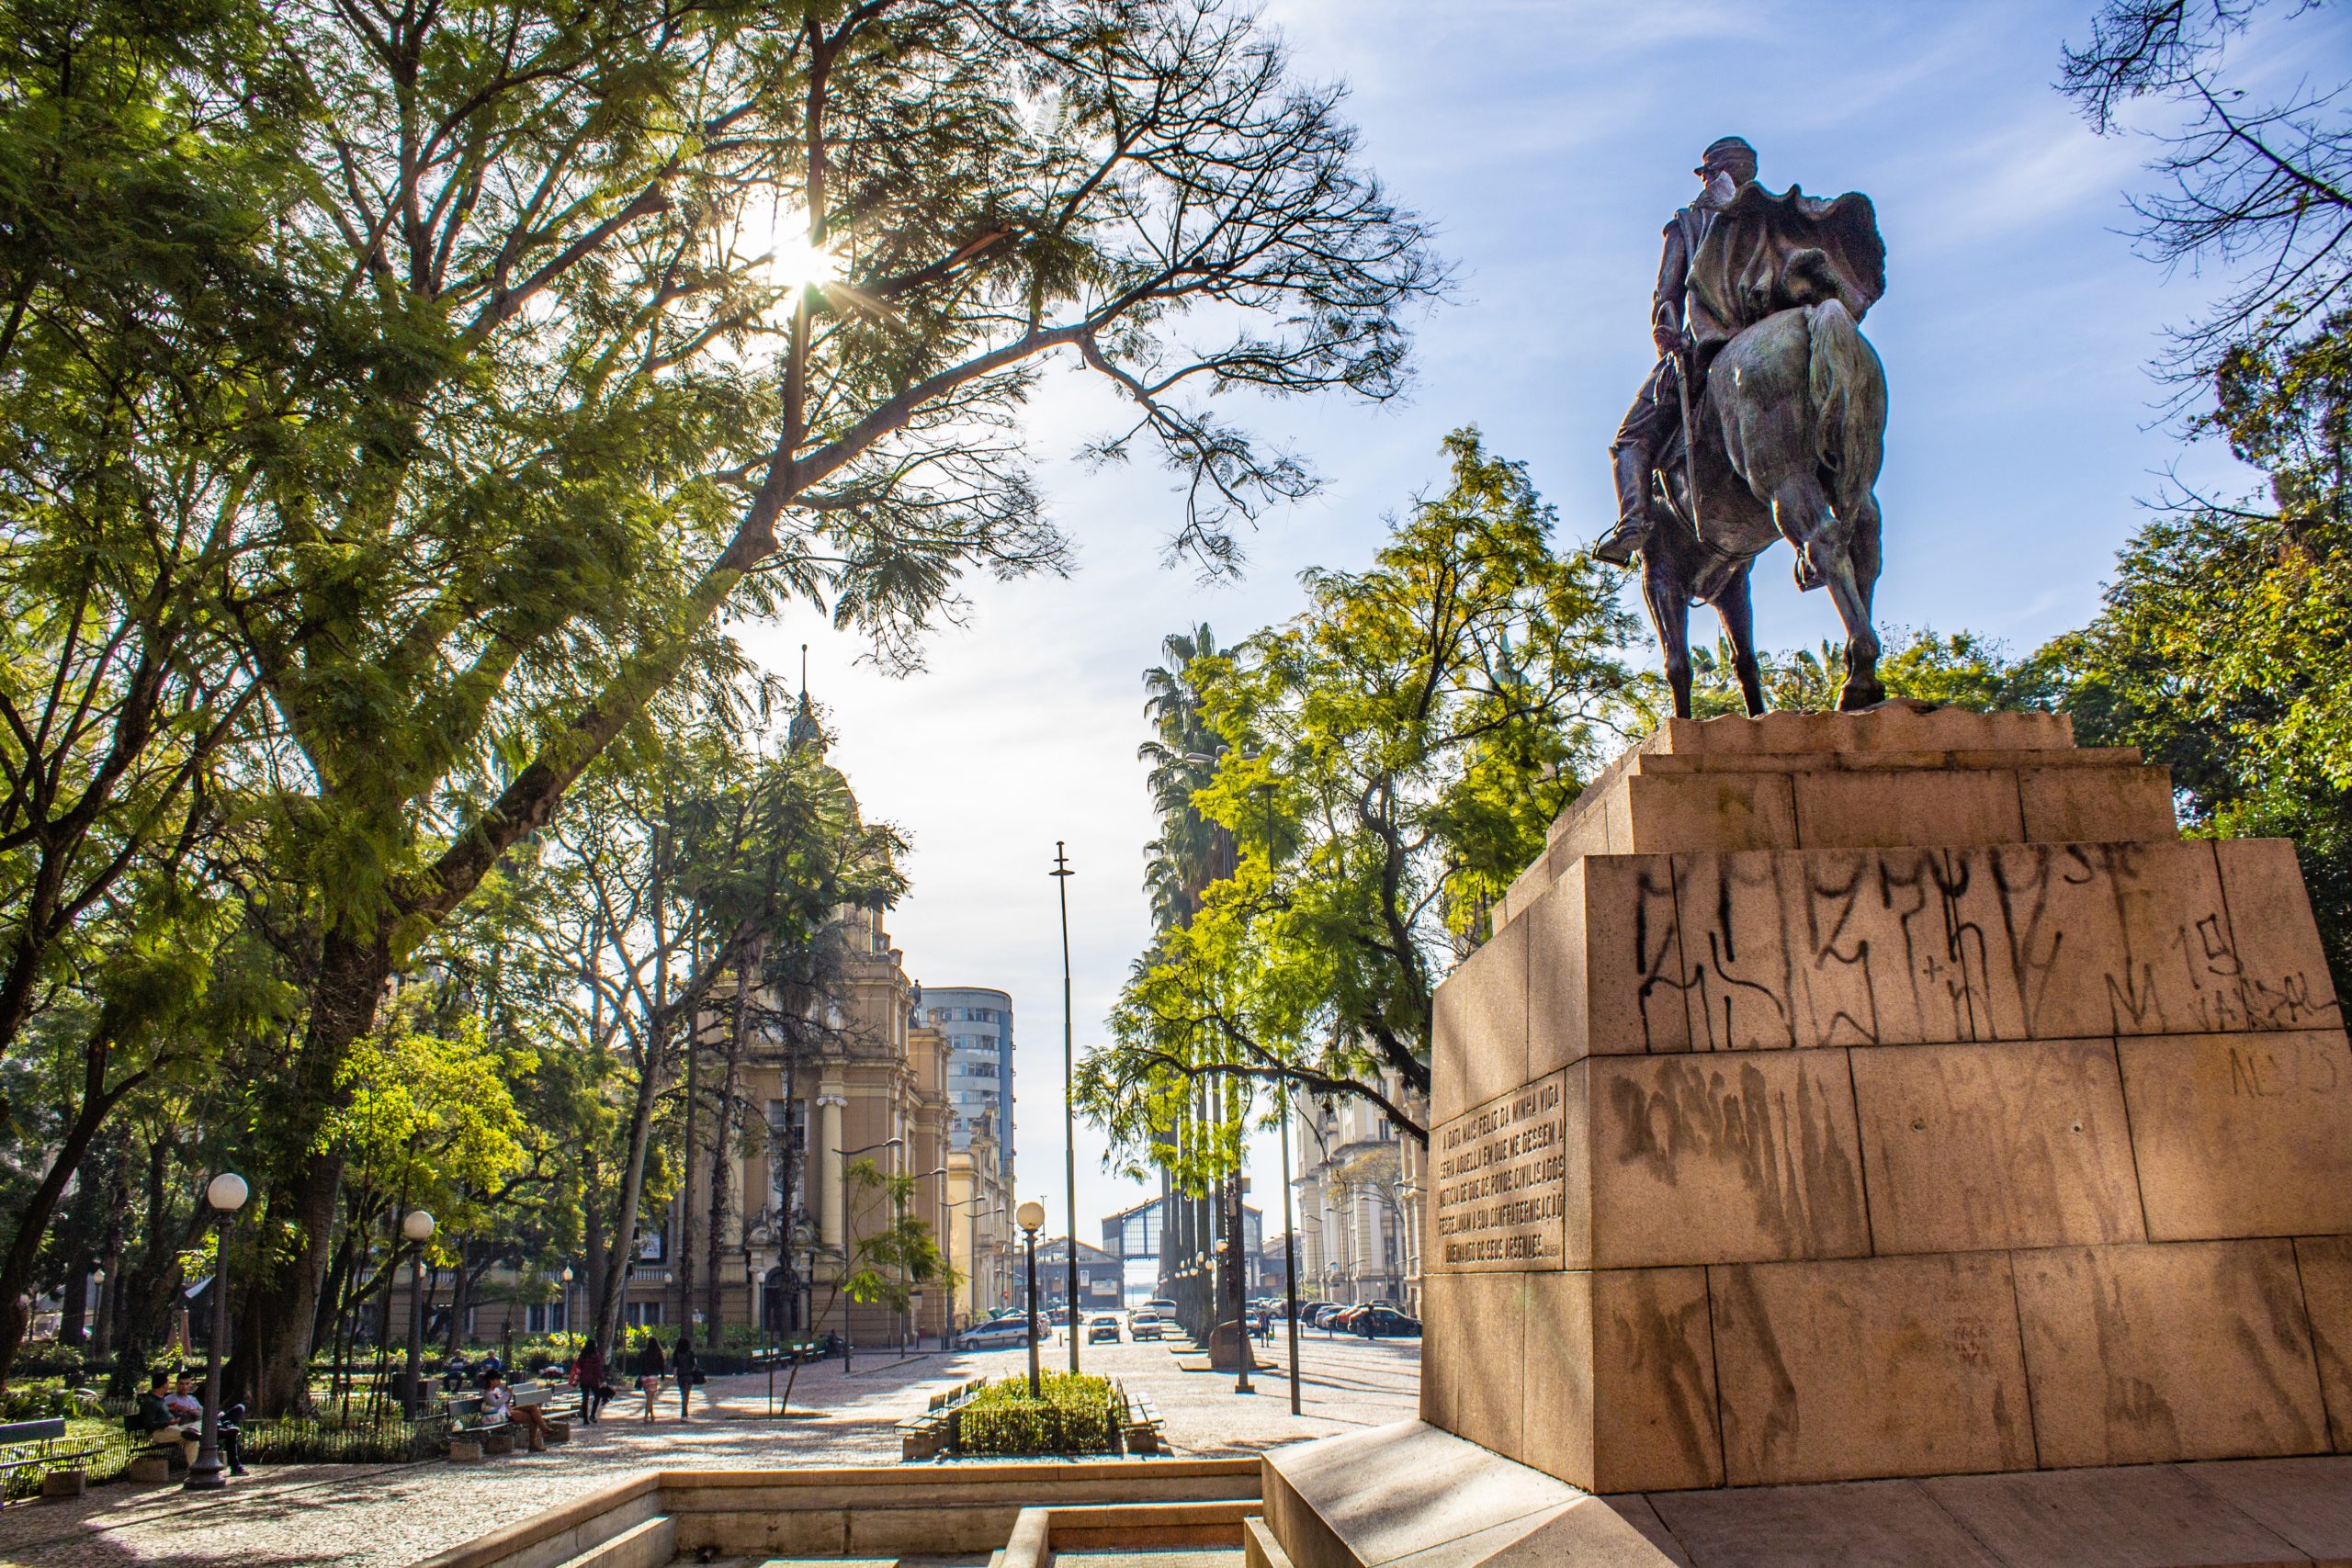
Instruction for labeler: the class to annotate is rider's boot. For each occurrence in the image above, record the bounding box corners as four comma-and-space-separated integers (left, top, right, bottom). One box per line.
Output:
1594, 444, 1652, 566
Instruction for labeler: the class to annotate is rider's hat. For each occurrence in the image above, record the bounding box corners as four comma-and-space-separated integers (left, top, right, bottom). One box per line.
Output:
1699, 135, 1757, 172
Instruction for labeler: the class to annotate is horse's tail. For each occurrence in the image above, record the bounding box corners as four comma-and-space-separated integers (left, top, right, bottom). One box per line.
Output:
1804, 298, 1884, 525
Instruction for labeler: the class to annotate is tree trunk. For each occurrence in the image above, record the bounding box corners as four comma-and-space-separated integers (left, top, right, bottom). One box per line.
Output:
0, 1021, 141, 1385
240, 927, 390, 1414
676, 1013, 701, 1331
596, 1035, 668, 1352
706, 939, 762, 1332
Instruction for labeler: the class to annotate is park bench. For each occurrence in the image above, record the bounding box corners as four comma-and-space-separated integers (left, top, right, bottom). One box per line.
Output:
0, 1416, 104, 1500
119, 1410, 189, 1483
447, 1382, 562, 1461
897, 1381, 984, 1461
1120, 1390, 1165, 1457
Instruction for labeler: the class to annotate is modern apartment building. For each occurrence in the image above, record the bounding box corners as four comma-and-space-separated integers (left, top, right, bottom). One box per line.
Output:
918, 986, 1015, 1183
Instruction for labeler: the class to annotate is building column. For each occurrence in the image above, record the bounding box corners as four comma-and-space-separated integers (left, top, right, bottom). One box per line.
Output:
818, 1089, 847, 1249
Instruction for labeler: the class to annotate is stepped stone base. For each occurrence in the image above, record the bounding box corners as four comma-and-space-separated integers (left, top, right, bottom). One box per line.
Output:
1422, 705, 2350, 1495
1263, 1421, 2352, 1567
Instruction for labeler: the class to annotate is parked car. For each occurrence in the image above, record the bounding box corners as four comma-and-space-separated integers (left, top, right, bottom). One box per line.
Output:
1312, 1304, 1347, 1330
1144, 1298, 1178, 1316
1087, 1315, 1123, 1345
1128, 1312, 1164, 1340
959, 1316, 1035, 1350
1046, 1304, 1075, 1326
1353, 1307, 1421, 1337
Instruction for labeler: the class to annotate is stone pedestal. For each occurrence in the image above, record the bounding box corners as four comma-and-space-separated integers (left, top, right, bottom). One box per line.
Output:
1267, 705, 2352, 1566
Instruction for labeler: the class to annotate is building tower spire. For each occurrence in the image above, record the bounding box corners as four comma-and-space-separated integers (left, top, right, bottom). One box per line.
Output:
787, 641, 825, 754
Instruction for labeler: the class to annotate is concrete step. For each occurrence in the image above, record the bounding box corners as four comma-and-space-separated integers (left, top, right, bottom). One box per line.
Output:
550, 1515, 673, 1568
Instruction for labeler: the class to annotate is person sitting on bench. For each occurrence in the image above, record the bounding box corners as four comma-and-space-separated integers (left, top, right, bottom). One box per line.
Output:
133, 1372, 184, 1461
481, 1370, 547, 1452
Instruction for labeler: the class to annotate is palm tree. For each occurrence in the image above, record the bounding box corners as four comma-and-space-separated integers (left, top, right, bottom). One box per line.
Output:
1136, 625, 1232, 931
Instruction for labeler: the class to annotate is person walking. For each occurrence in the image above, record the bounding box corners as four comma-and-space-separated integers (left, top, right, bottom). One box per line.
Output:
672, 1329, 700, 1420
631, 1330, 665, 1423
574, 1338, 607, 1426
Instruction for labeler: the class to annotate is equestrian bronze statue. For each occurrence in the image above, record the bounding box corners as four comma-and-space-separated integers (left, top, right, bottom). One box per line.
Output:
1597, 137, 1889, 718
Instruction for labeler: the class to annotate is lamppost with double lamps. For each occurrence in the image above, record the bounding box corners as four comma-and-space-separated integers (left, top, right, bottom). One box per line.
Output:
1016, 1200, 1046, 1397
400, 1209, 436, 1417
184, 1172, 248, 1490
838, 1136, 902, 1372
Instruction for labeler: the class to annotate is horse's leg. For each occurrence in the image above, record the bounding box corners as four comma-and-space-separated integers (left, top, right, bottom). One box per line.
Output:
1643, 563, 1695, 719
1823, 496, 1885, 711
1771, 475, 1835, 592
1714, 569, 1766, 716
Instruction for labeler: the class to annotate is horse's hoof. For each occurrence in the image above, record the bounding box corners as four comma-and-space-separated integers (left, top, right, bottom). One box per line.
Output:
1838, 682, 1887, 712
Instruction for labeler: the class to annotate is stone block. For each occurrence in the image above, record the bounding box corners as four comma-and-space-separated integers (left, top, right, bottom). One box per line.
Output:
2117, 1030, 2352, 1239
2212, 838, 2346, 1031
483, 1427, 516, 1455
1920, 1463, 2302, 1568
1419, 1273, 1525, 1462
1647, 1478, 2010, 1567
40, 1469, 85, 1497
1263, 1420, 1585, 1568
1521, 1267, 1722, 1493
1621, 773, 1798, 854
1674, 848, 2027, 1053
126, 1453, 174, 1483
1586, 1050, 1869, 1269
1981, 840, 2251, 1041
2181, 1454, 2352, 1561
1708, 1252, 2037, 1485
2018, 763, 2177, 845
1658, 705, 2077, 758
1524, 855, 1688, 1075
447, 1437, 484, 1462
1792, 769, 2022, 851
1849, 1039, 2144, 1254
2295, 1236, 2352, 1452
1431, 917, 1527, 1126
2013, 1238, 2329, 1467
541, 1418, 571, 1444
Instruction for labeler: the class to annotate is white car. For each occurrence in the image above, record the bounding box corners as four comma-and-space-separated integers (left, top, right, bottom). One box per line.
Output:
958, 1316, 1035, 1350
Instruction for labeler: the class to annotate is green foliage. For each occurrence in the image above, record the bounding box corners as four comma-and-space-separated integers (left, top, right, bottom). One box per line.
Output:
956, 1372, 1121, 1456
1672, 629, 2062, 720
1085, 431, 1635, 1165
2036, 318, 2352, 992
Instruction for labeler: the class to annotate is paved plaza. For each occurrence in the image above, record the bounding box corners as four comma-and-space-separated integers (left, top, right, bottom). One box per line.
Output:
0, 1329, 1417, 1567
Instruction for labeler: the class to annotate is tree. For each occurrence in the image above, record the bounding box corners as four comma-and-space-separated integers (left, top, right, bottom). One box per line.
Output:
1080, 431, 1635, 1163
2062, 0, 2352, 389
100, 0, 1442, 1411
775, 1156, 952, 1415
1136, 624, 1230, 931
1672, 628, 2063, 719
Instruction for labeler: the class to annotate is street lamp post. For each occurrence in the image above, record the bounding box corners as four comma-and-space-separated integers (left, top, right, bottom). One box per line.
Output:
1280, 1087, 1303, 1414
400, 1209, 436, 1418
185, 1172, 248, 1490
838, 1136, 902, 1373
1016, 1201, 1046, 1397
1049, 841, 1079, 1374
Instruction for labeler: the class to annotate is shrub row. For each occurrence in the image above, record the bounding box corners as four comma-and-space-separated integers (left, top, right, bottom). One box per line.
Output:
954, 1372, 1121, 1457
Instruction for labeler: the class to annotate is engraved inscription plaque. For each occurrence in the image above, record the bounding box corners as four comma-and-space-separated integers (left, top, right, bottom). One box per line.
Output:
1432, 1070, 1570, 1271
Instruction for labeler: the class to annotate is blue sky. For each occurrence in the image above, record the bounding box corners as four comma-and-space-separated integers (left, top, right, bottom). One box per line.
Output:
741, 0, 2350, 1247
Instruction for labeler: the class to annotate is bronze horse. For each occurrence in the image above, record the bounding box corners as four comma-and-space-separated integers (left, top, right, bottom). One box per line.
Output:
1639, 288, 1888, 718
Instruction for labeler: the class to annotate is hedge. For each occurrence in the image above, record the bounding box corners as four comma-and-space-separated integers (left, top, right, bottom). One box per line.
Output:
954, 1372, 1120, 1457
